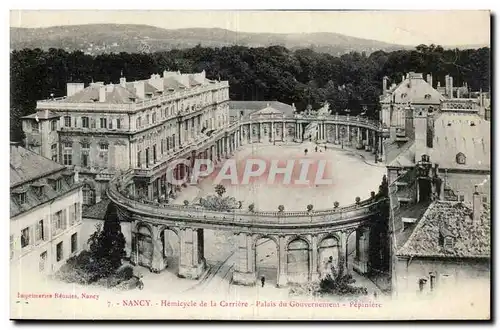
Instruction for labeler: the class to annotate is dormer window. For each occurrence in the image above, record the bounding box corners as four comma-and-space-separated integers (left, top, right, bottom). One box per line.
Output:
470, 121, 476, 127
31, 182, 46, 196
424, 94, 431, 99
456, 152, 466, 165
443, 236, 454, 249
401, 93, 408, 99
18, 192, 27, 205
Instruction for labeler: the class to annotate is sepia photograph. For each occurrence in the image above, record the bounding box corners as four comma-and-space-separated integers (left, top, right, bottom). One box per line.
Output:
8, 9, 491, 320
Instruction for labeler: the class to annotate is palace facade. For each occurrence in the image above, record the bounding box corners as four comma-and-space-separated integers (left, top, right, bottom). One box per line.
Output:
22, 70, 230, 206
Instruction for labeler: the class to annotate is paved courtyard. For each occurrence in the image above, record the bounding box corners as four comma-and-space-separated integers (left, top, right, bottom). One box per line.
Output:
173, 142, 386, 211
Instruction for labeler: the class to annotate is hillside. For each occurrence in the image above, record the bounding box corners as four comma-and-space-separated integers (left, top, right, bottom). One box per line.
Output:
10, 24, 411, 55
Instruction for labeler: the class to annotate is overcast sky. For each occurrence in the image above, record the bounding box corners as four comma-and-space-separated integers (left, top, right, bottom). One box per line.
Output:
10, 10, 490, 46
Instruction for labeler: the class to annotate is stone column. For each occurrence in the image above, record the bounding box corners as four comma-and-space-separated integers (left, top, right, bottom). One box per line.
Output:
357, 126, 361, 143
347, 126, 350, 143
271, 121, 274, 142
150, 225, 166, 273
130, 228, 139, 265
339, 230, 347, 273
310, 234, 319, 281
356, 227, 370, 274
178, 227, 206, 279
277, 235, 288, 287
232, 233, 256, 285
335, 124, 339, 143
147, 183, 153, 200
379, 136, 383, 155
282, 121, 286, 141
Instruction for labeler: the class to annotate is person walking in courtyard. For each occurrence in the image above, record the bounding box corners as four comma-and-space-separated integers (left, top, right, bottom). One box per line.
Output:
324, 145, 327, 151
315, 146, 318, 152
304, 148, 308, 156
261, 276, 266, 287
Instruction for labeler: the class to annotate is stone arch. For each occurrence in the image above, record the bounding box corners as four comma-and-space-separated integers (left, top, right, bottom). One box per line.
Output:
287, 237, 310, 284
253, 234, 279, 285
318, 235, 341, 277
285, 235, 311, 248
156, 225, 180, 240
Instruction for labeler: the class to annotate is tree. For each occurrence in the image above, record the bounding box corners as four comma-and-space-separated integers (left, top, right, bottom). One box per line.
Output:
278, 205, 285, 212
215, 184, 226, 197
307, 204, 314, 212
88, 202, 126, 278
318, 259, 368, 296
378, 175, 389, 198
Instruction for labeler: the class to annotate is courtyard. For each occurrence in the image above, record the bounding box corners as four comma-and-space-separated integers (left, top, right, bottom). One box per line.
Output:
172, 141, 386, 211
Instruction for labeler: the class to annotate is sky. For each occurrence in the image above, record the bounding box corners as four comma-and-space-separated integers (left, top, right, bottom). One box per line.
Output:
9, 10, 491, 46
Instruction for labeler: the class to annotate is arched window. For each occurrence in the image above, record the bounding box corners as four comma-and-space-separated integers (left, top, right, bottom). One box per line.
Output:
456, 152, 466, 165
82, 184, 95, 205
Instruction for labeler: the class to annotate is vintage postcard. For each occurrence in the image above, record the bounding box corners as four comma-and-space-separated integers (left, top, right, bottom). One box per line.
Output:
9, 10, 491, 320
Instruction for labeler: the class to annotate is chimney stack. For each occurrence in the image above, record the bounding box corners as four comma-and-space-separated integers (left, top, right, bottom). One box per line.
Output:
120, 76, 126, 87
99, 85, 106, 102
449, 76, 454, 98
472, 185, 483, 225
383, 76, 388, 93
426, 74, 433, 87
414, 109, 428, 161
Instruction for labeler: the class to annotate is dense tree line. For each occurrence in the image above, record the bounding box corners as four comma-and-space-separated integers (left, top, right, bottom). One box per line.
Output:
10, 45, 490, 142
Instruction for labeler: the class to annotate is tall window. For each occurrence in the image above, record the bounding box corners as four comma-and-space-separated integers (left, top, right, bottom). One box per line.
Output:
63, 142, 72, 165
82, 184, 95, 205
137, 151, 142, 168
53, 210, 66, 234
81, 117, 89, 128
116, 118, 121, 129
56, 242, 63, 262
99, 142, 109, 167
17, 192, 27, 205
64, 116, 71, 127
21, 227, 30, 248
81, 141, 90, 167
71, 233, 78, 254
136, 117, 142, 129
146, 114, 150, 125
100, 118, 107, 129
35, 220, 44, 242
39, 251, 47, 272
152, 113, 156, 124
51, 120, 57, 131
109, 120, 113, 129
51, 143, 58, 162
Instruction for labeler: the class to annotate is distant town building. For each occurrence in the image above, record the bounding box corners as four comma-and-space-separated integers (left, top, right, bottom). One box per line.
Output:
22, 70, 230, 205
10, 142, 83, 276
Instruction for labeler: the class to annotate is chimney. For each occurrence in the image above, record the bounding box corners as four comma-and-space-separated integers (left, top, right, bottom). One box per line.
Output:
445, 75, 450, 97
99, 85, 106, 102
120, 76, 126, 87
449, 76, 454, 98
133, 81, 145, 99
426, 74, 433, 87
472, 185, 483, 225
414, 109, 428, 161
383, 76, 388, 93
401, 74, 405, 83
66, 82, 85, 97
10, 142, 22, 168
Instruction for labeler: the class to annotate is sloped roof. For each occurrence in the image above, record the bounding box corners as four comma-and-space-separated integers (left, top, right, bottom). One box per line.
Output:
65, 84, 137, 104
251, 105, 284, 116
430, 112, 490, 171
381, 73, 443, 105
10, 144, 65, 187
397, 201, 491, 258
82, 198, 110, 220
21, 110, 61, 120
387, 142, 415, 168
229, 101, 294, 118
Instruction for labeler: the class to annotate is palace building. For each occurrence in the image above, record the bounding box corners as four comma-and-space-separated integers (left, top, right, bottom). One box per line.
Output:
10, 142, 83, 277
21, 70, 230, 206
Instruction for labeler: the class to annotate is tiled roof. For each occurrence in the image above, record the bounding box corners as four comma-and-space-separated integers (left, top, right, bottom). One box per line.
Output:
82, 198, 110, 220
397, 201, 491, 258
64, 84, 137, 104
21, 110, 61, 120
10, 144, 66, 187
10, 175, 81, 218
381, 73, 443, 105
430, 112, 490, 171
